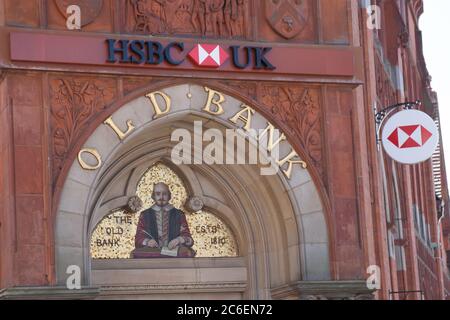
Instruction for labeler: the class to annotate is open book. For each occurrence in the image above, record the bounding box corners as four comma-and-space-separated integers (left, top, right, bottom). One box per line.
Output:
160, 247, 179, 257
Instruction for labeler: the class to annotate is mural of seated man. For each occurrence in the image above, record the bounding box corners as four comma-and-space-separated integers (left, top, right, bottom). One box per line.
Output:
132, 182, 196, 258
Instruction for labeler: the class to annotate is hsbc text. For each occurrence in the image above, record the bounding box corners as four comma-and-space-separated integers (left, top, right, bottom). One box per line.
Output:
106, 39, 275, 70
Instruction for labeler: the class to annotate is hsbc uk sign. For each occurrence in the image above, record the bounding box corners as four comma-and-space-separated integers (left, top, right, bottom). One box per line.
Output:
382, 110, 439, 165
106, 39, 275, 70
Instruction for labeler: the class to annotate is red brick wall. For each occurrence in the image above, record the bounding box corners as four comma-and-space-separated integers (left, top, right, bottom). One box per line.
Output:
3, 0, 438, 294
416, 239, 441, 300
0, 73, 14, 288
324, 86, 363, 279
5, 73, 50, 286
364, 0, 450, 300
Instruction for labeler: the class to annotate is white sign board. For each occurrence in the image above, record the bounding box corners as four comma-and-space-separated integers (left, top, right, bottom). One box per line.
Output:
382, 110, 439, 164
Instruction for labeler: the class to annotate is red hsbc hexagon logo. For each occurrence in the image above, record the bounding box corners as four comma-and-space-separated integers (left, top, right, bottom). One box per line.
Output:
188, 44, 229, 68
382, 110, 439, 164
387, 125, 433, 149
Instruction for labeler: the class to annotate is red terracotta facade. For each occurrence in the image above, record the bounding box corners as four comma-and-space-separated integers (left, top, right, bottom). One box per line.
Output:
0, 0, 448, 300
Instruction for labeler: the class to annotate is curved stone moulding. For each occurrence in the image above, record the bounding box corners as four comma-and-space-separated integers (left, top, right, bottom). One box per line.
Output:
54, 83, 330, 299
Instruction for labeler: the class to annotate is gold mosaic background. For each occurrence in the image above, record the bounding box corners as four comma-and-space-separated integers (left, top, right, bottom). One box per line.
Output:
186, 211, 238, 258
90, 163, 238, 259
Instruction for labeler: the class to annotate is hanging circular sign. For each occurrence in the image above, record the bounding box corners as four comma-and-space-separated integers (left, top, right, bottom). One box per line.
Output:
382, 110, 439, 164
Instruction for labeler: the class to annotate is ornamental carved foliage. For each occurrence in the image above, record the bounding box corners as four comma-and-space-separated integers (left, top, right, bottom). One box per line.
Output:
50, 78, 116, 183
126, 0, 248, 38
260, 85, 323, 173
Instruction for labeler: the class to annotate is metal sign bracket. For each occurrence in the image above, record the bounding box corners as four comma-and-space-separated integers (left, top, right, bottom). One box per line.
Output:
374, 100, 421, 151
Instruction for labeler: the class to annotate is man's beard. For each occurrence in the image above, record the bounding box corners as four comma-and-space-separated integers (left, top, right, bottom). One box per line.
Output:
156, 200, 169, 207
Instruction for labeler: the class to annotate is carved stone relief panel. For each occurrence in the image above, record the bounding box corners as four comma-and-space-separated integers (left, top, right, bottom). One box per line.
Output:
54, 0, 104, 27
50, 77, 117, 184
258, 0, 316, 42
216, 80, 323, 175
47, 0, 113, 32
49, 77, 324, 188
124, 0, 250, 39
259, 84, 323, 175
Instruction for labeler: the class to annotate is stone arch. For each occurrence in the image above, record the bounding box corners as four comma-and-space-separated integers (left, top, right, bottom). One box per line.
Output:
54, 84, 330, 299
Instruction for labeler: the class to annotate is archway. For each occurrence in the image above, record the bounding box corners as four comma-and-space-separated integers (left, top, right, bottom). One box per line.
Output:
54, 84, 330, 299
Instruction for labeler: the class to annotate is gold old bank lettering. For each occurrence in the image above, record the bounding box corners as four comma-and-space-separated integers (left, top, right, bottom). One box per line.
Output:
77, 87, 307, 180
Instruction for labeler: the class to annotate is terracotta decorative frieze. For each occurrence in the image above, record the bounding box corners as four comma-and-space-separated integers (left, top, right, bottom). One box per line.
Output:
217, 81, 323, 174
50, 77, 117, 184
50, 78, 323, 186
126, 0, 248, 38
259, 84, 323, 175
6, 1, 353, 44
264, 0, 310, 39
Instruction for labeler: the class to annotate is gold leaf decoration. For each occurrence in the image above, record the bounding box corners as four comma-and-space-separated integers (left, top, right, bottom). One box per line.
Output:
90, 163, 238, 259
